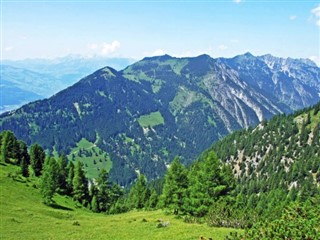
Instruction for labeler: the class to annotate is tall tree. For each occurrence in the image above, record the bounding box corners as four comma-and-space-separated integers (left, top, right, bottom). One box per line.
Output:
0, 130, 19, 163
185, 151, 235, 217
66, 161, 75, 195
18, 140, 30, 177
72, 161, 89, 205
29, 143, 45, 176
160, 156, 188, 215
57, 153, 68, 193
96, 168, 111, 212
40, 156, 59, 204
128, 174, 150, 209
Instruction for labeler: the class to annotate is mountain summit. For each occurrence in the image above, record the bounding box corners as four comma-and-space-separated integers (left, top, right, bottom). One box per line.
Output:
1, 53, 319, 185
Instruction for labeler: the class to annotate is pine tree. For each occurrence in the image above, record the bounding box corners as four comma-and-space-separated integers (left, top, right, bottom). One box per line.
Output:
146, 188, 158, 209
91, 195, 99, 213
18, 140, 30, 177
185, 151, 234, 217
96, 168, 111, 212
29, 144, 46, 176
72, 161, 89, 205
160, 156, 188, 215
57, 154, 68, 193
40, 156, 59, 204
0, 130, 19, 163
66, 161, 75, 195
128, 174, 150, 209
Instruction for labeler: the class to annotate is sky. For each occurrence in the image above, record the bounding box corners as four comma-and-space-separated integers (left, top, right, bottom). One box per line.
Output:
1, 0, 320, 64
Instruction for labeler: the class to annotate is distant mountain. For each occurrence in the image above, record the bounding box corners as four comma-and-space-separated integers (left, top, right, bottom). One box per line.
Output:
0, 53, 319, 185
1, 56, 134, 113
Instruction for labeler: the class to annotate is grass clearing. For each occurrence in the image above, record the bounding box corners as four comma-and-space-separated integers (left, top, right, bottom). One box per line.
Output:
0, 164, 240, 240
68, 138, 112, 179
137, 111, 165, 128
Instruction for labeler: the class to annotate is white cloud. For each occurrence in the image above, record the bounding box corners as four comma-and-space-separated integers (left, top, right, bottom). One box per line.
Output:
310, 5, 320, 26
289, 15, 297, 21
152, 49, 165, 56
101, 40, 120, 55
233, 0, 241, 3
88, 43, 98, 50
218, 44, 228, 50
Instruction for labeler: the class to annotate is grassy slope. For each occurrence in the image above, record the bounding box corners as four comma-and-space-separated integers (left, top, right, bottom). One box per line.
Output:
0, 164, 239, 240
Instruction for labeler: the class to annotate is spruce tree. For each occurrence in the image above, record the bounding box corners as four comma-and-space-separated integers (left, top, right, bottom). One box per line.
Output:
96, 168, 111, 212
18, 140, 30, 177
0, 130, 19, 163
72, 161, 89, 205
57, 154, 68, 193
128, 174, 150, 209
66, 161, 75, 195
40, 156, 59, 204
160, 156, 188, 215
29, 143, 46, 176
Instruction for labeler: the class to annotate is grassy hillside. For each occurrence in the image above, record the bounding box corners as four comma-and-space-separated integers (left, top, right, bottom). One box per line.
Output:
0, 164, 240, 240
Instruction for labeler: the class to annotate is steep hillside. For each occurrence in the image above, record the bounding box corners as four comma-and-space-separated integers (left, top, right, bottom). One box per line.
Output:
0, 54, 319, 185
212, 102, 320, 217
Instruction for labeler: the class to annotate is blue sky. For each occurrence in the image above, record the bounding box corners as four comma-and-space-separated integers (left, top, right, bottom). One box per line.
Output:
1, 0, 320, 64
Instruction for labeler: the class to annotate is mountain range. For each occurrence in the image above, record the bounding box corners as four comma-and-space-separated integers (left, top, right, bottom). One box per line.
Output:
0, 56, 134, 113
1, 53, 319, 185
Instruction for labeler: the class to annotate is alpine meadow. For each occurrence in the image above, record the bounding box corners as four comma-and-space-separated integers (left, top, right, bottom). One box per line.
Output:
1, 1, 320, 240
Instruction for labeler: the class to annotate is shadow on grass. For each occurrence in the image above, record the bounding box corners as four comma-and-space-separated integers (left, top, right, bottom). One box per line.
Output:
49, 203, 74, 211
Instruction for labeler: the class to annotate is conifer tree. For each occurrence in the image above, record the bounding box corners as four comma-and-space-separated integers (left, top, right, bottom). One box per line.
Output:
18, 140, 30, 177
66, 161, 75, 195
29, 143, 46, 176
40, 156, 59, 204
128, 174, 150, 209
96, 168, 111, 212
185, 151, 234, 217
72, 161, 89, 205
57, 154, 68, 193
160, 156, 188, 214
0, 130, 19, 163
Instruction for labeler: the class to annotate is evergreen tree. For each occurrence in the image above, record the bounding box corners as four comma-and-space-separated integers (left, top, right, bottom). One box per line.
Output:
128, 174, 150, 209
185, 151, 234, 217
66, 161, 75, 195
72, 161, 89, 205
40, 156, 59, 204
29, 144, 45, 176
18, 140, 30, 177
0, 130, 19, 163
91, 195, 99, 213
96, 168, 111, 212
146, 188, 159, 209
160, 157, 188, 214
57, 154, 68, 193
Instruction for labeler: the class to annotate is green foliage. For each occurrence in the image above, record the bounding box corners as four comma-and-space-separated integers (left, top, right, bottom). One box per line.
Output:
226, 198, 320, 240
40, 156, 59, 204
0, 130, 19, 163
127, 174, 150, 209
185, 151, 235, 217
29, 143, 45, 176
72, 161, 89, 205
160, 157, 188, 215
17, 140, 30, 177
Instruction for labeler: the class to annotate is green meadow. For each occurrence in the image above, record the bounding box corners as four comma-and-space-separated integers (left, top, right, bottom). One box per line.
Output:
0, 164, 240, 240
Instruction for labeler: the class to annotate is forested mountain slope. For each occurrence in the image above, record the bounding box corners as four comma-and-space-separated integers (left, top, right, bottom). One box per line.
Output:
212, 102, 320, 218
0, 54, 319, 185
